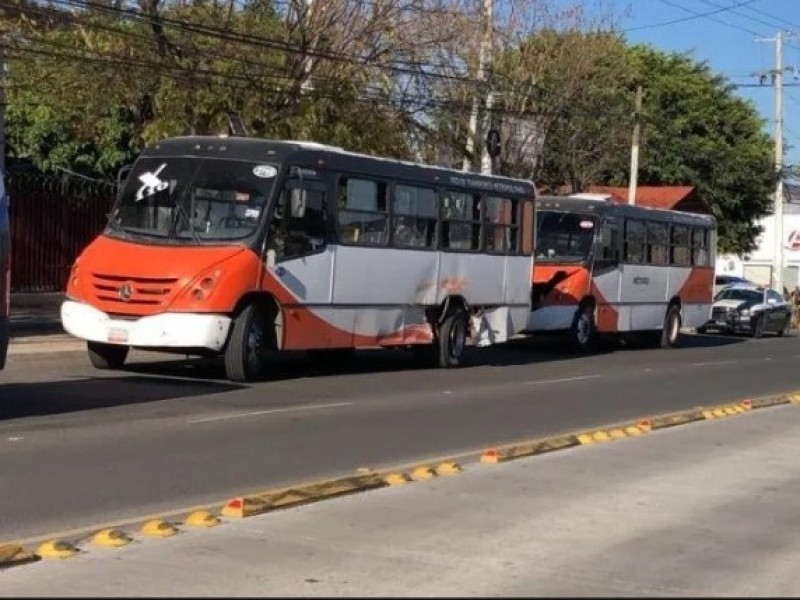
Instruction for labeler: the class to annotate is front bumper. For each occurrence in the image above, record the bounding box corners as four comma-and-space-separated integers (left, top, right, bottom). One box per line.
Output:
61, 300, 232, 351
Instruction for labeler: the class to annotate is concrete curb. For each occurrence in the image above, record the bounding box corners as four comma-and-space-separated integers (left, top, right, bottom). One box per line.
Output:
2, 389, 798, 570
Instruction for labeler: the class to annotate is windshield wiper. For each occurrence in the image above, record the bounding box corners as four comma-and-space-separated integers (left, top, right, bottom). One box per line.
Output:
169, 197, 201, 244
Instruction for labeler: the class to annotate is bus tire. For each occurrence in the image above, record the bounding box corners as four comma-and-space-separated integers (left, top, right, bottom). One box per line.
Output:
87, 341, 129, 370
569, 305, 596, 352
660, 305, 682, 348
437, 307, 468, 368
224, 302, 269, 382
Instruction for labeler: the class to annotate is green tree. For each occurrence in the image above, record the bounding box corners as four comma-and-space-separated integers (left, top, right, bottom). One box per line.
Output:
605, 45, 776, 255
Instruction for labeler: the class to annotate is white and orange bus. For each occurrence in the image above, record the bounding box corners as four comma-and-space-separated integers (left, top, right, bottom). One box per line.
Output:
526, 194, 716, 350
61, 136, 536, 381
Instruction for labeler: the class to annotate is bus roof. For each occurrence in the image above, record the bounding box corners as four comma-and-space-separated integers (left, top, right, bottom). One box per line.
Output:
142, 136, 537, 197
536, 194, 716, 227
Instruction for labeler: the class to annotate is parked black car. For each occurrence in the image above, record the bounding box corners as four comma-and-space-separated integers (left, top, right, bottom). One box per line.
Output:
698, 283, 792, 338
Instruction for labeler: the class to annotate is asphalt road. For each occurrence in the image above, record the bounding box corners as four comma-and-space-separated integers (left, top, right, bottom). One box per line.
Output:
2, 331, 800, 542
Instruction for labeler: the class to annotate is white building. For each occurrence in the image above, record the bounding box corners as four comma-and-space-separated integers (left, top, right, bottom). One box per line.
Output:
717, 181, 800, 291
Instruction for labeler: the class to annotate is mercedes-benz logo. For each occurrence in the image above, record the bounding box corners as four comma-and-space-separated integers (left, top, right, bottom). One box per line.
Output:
118, 283, 133, 302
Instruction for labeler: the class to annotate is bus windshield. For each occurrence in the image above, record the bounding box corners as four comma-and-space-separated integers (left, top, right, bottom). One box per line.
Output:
535, 210, 596, 263
108, 157, 278, 243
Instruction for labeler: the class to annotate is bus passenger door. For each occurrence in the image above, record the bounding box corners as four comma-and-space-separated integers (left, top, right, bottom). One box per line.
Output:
263, 178, 338, 349
592, 216, 622, 333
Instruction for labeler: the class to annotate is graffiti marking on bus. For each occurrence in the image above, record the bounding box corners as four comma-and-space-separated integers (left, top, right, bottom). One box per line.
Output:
136, 163, 169, 202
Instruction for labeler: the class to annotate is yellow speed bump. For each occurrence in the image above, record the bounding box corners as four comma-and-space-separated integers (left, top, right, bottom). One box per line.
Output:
410, 466, 436, 481
223, 472, 386, 518
383, 472, 411, 486
435, 462, 462, 476
37, 540, 79, 559
0, 543, 38, 567
141, 519, 179, 538
91, 528, 133, 548
481, 435, 579, 463
185, 510, 220, 528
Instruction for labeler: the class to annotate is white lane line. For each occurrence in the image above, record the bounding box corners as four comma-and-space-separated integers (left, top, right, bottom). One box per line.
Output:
187, 402, 353, 424
522, 375, 602, 385
691, 359, 744, 367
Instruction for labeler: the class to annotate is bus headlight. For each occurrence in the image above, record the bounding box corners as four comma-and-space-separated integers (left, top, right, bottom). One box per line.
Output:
189, 270, 220, 301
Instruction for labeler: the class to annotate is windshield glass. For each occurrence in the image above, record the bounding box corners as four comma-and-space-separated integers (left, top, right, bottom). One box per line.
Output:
535, 211, 596, 262
715, 288, 763, 303
109, 157, 278, 243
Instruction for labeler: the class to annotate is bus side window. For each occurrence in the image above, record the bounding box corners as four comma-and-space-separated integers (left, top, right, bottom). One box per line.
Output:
646, 222, 669, 266
441, 189, 481, 251
691, 227, 709, 266
624, 219, 645, 263
671, 225, 691, 266
337, 177, 388, 246
597, 217, 620, 264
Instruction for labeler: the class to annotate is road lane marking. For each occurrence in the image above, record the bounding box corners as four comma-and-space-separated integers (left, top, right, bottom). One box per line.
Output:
691, 359, 744, 367
522, 375, 602, 385
187, 402, 353, 424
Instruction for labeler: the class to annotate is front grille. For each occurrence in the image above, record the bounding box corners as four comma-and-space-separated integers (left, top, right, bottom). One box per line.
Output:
711, 307, 730, 321
91, 273, 179, 307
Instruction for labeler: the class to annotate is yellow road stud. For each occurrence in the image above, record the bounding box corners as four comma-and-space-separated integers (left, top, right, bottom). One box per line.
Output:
141, 519, 179, 538
37, 540, 79, 559
411, 466, 436, 481
92, 528, 132, 548
609, 429, 627, 440
186, 510, 220, 528
383, 472, 411, 486
624, 426, 644, 436
577, 434, 595, 445
592, 431, 611, 442
435, 462, 462, 476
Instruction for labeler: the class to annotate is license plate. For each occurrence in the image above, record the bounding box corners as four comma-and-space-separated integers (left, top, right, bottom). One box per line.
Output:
107, 327, 129, 343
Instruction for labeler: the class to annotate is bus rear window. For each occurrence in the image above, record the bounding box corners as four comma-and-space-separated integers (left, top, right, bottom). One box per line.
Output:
535, 211, 596, 262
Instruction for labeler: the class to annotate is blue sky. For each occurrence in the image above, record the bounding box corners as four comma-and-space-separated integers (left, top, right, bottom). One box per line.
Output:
608, 0, 800, 169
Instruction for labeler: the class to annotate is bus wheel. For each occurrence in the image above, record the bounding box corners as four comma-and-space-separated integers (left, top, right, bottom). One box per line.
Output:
224, 302, 269, 382
569, 305, 596, 352
660, 305, 682, 348
87, 341, 129, 369
437, 308, 468, 368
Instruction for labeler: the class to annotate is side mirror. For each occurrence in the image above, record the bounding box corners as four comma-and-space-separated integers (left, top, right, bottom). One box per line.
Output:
265, 248, 276, 268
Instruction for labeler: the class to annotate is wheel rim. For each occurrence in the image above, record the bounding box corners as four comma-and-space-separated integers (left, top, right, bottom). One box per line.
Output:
449, 318, 466, 359
576, 313, 591, 346
669, 313, 680, 342
246, 319, 264, 373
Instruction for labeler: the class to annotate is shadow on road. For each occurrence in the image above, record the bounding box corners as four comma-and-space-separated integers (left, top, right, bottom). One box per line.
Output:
108, 331, 753, 383
0, 375, 242, 420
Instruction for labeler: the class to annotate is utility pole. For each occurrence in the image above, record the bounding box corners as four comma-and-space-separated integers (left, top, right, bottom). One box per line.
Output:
627, 85, 643, 205
463, 0, 493, 173
756, 31, 797, 295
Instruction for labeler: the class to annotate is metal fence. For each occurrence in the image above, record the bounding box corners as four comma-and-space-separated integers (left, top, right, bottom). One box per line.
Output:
7, 170, 115, 292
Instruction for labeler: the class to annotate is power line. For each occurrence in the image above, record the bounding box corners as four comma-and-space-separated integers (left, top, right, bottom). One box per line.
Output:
697, 0, 800, 52
653, 0, 764, 36
623, 0, 760, 33
42, 0, 476, 85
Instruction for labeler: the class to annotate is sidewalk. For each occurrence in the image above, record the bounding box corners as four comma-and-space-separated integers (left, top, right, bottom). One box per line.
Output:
3, 403, 800, 596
